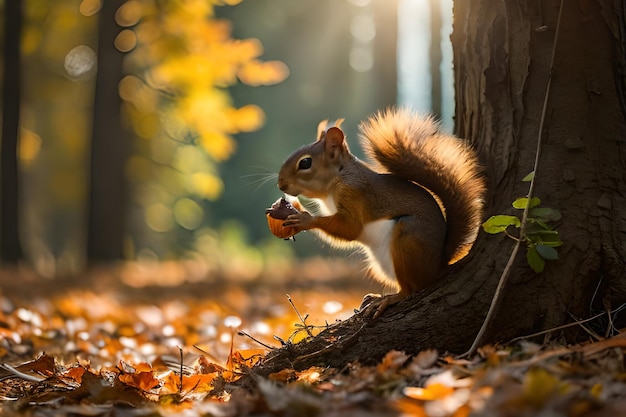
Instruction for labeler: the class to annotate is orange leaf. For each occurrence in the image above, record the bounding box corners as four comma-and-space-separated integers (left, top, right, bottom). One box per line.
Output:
377, 350, 410, 373
15, 353, 56, 377
181, 373, 216, 393
269, 368, 296, 382
197, 355, 226, 374
160, 372, 182, 395
119, 371, 160, 392
221, 370, 237, 383
393, 397, 428, 417
230, 348, 266, 368
62, 366, 86, 383
404, 383, 455, 401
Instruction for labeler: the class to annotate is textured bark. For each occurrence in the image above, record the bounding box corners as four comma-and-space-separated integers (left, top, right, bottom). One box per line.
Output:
248, 0, 626, 377
453, 0, 626, 338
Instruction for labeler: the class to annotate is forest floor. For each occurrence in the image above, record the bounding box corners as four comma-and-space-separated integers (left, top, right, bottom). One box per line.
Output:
0, 262, 625, 416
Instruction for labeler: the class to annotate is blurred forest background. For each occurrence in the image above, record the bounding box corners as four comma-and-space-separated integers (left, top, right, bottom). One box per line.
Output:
0, 0, 453, 283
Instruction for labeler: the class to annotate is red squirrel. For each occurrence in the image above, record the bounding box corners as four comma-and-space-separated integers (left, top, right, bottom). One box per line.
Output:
277, 108, 486, 311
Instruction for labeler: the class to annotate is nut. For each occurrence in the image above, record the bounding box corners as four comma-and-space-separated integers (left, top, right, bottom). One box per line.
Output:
265, 197, 299, 239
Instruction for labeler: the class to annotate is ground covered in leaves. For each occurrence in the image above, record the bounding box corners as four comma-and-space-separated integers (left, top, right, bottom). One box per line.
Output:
1, 264, 626, 416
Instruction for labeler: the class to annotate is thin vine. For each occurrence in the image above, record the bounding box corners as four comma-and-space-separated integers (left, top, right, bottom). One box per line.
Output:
466, 0, 566, 356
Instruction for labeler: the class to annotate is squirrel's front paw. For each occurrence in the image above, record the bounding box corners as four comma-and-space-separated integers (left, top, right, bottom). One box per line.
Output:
282, 212, 314, 231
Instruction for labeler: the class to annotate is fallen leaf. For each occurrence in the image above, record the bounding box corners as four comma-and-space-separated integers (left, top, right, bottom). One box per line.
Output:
119, 371, 160, 392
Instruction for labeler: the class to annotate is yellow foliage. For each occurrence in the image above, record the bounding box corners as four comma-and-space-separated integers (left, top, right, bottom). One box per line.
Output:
111, 0, 288, 238
116, 0, 142, 27
115, 29, 138, 53
232, 105, 265, 132
79, 0, 102, 17
238, 60, 290, 86
191, 173, 223, 200
22, 27, 42, 55
121, 0, 288, 177
18, 128, 43, 167
198, 131, 236, 161
173, 198, 204, 230
145, 203, 174, 233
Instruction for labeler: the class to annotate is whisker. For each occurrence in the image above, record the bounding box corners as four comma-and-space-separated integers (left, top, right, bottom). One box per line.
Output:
245, 165, 277, 174
241, 172, 278, 192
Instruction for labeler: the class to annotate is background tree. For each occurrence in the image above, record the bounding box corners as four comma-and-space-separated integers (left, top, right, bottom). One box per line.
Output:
86, 0, 130, 262
252, 0, 626, 374
0, 0, 24, 263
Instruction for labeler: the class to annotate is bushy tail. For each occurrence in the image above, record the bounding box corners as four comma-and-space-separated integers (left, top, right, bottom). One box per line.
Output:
359, 108, 486, 264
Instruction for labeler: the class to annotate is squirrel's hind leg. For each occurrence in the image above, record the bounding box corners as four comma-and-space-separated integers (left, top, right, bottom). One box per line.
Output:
357, 292, 407, 318
357, 216, 445, 318
391, 215, 444, 294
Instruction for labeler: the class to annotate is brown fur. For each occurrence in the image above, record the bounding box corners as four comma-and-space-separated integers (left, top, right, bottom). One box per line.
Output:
277, 108, 485, 302
359, 108, 486, 264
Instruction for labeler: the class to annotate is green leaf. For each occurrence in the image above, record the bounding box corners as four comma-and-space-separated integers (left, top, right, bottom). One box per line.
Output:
539, 234, 563, 247
527, 219, 553, 231
522, 172, 535, 182
526, 246, 545, 273
513, 197, 541, 209
482, 215, 521, 234
529, 207, 562, 222
536, 244, 559, 260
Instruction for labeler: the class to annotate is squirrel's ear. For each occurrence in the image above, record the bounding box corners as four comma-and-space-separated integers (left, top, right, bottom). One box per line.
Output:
324, 127, 346, 160
316, 120, 329, 141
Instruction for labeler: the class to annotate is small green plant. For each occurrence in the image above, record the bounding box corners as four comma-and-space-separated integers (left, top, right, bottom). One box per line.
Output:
482, 173, 563, 272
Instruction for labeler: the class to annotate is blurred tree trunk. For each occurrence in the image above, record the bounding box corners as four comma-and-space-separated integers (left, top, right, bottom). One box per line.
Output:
429, 0, 443, 117
249, 0, 626, 376
87, 0, 130, 262
0, 0, 24, 264
372, 0, 398, 106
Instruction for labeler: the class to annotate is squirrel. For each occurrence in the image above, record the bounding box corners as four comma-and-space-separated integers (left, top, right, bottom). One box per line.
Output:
277, 108, 486, 312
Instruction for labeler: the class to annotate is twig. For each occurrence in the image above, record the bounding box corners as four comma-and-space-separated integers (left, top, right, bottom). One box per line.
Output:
0, 364, 46, 382
294, 321, 368, 366
466, 0, 566, 356
287, 294, 314, 338
567, 312, 603, 341
506, 311, 607, 345
178, 345, 184, 394
237, 330, 277, 350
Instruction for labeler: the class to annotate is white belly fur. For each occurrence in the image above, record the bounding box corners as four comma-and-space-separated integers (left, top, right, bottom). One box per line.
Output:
358, 219, 398, 287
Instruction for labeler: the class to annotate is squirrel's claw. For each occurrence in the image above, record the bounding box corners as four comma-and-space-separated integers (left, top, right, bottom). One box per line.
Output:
282, 212, 313, 229
357, 293, 405, 319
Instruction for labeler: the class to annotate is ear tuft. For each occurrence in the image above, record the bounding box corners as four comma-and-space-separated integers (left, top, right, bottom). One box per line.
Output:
316, 120, 329, 141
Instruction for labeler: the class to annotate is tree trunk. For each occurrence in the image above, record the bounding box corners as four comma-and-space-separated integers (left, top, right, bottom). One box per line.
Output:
452, 0, 626, 339
250, 0, 626, 376
0, 0, 24, 263
372, 0, 399, 106
87, 0, 130, 262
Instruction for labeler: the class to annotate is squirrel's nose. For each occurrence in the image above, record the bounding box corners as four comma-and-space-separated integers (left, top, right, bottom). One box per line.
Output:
277, 178, 288, 193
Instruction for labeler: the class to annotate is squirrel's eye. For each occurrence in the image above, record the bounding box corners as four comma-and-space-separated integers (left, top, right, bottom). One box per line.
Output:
297, 157, 312, 170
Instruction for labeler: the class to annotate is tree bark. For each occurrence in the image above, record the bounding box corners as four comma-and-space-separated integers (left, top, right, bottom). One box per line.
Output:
87, 0, 130, 262
249, 0, 626, 376
453, 0, 626, 337
0, 0, 24, 263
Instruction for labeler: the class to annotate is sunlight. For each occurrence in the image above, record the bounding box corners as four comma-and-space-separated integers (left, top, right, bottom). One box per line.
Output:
348, 0, 375, 72
64, 45, 96, 79
398, 0, 454, 131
